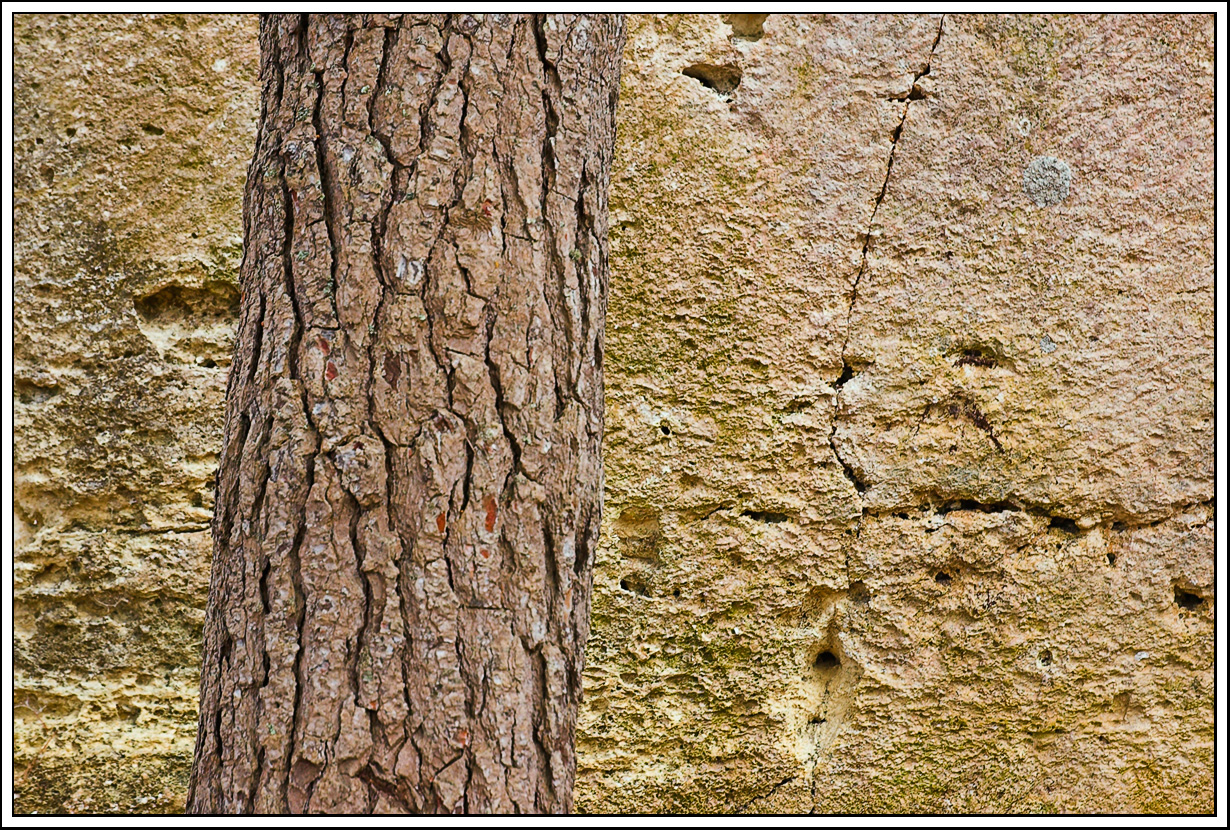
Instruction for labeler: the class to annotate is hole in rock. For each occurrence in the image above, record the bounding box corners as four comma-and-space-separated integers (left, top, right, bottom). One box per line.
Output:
939, 499, 1017, 514
135, 281, 240, 324
15, 378, 60, 405
134, 281, 240, 366
743, 510, 789, 524
935, 571, 952, 585
1106, 553, 1116, 566
620, 575, 650, 597
1048, 516, 1080, 534
1039, 649, 1053, 667
1174, 586, 1204, 611
814, 650, 840, 671
682, 63, 742, 96
660, 422, 671, 436
951, 348, 997, 368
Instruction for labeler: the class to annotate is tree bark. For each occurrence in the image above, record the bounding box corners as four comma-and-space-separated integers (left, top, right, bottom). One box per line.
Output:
187, 13, 624, 814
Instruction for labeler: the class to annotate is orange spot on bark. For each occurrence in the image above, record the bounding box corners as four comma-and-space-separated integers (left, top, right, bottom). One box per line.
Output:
317, 336, 330, 354
484, 496, 497, 533
456, 729, 470, 747
383, 352, 400, 385
325, 361, 338, 381
480, 548, 491, 559
436, 512, 447, 534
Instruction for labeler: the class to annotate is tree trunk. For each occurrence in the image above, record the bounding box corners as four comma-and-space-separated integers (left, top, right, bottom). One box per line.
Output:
187, 13, 624, 814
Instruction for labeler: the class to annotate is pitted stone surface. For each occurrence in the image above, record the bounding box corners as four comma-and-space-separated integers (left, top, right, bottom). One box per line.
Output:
14, 13, 1214, 814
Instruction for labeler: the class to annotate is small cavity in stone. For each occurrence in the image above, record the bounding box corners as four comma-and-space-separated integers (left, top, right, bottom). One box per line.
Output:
814, 650, 840, 671
1174, 586, 1204, 611
682, 63, 742, 97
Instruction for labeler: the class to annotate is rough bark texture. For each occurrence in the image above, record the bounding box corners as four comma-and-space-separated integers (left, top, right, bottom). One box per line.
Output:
185, 13, 624, 814
13, 14, 1214, 816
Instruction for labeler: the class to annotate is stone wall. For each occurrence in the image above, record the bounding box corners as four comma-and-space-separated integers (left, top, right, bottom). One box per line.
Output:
13, 14, 259, 813
13, 13, 1214, 814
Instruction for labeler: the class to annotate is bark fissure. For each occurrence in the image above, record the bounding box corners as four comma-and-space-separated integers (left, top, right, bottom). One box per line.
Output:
534, 15, 573, 423
190, 13, 625, 815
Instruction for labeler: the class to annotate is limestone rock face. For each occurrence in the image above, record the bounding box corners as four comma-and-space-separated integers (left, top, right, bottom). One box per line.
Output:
580, 12, 1214, 814
13, 12, 1214, 814
13, 14, 260, 813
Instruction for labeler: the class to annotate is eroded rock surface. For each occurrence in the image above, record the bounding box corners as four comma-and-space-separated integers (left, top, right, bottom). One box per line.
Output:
14, 12, 1214, 814
578, 13, 1213, 814
13, 13, 259, 813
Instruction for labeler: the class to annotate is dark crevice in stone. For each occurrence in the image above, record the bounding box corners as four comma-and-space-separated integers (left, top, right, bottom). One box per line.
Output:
682, 62, 742, 96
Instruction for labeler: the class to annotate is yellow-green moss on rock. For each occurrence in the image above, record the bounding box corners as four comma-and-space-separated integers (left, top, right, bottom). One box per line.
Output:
13, 12, 1214, 815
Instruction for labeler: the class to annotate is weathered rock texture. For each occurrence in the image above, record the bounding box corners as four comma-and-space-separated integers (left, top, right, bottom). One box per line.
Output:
13, 12, 1214, 815
579, 13, 1215, 814
13, 13, 259, 814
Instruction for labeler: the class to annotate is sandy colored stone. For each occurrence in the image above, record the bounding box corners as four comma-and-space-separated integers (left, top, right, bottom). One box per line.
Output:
13, 13, 260, 814
13, 12, 1214, 815
840, 14, 1214, 524
577, 12, 1213, 814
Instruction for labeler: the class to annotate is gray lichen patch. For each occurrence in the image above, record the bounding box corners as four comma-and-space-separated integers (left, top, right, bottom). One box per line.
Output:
1022, 155, 1072, 207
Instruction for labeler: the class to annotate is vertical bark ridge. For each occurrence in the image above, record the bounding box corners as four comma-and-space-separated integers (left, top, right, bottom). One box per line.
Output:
189, 13, 625, 814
